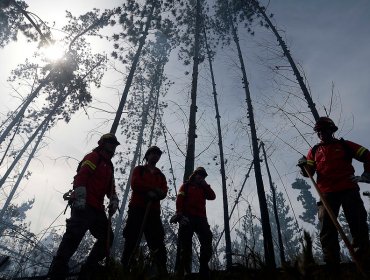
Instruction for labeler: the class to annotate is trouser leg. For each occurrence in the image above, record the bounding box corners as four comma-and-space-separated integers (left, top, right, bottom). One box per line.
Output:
145, 213, 167, 275
318, 194, 341, 264
121, 206, 145, 268
342, 189, 370, 263
178, 224, 194, 275
195, 218, 213, 276
49, 209, 88, 279
86, 209, 113, 266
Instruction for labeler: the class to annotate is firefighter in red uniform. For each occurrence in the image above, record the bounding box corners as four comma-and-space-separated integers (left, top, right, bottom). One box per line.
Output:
48, 133, 120, 280
121, 146, 168, 275
298, 117, 370, 266
171, 167, 216, 279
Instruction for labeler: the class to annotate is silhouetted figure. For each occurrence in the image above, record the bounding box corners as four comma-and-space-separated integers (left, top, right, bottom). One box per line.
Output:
48, 133, 120, 280
171, 167, 216, 279
298, 117, 370, 266
121, 146, 168, 276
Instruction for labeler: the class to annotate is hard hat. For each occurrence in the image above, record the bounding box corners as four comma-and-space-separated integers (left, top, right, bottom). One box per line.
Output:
193, 167, 208, 177
144, 146, 162, 160
98, 133, 120, 146
314, 117, 338, 132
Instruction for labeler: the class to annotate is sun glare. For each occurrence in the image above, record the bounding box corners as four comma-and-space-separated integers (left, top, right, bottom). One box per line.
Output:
43, 43, 65, 61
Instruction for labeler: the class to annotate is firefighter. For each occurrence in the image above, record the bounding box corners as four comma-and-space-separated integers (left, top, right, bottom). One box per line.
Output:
297, 117, 370, 266
48, 133, 120, 280
121, 146, 168, 275
171, 167, 216, 279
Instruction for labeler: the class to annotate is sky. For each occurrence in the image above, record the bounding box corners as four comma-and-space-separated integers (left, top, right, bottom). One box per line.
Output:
1, 0, 370, 249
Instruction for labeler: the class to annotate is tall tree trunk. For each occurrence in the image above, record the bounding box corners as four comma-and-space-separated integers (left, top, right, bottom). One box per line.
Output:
0, 94, 65, 189
0, 116, 22, 166
111, 71, 158, 255
250, 0, 320, 121
0, 122, 48, 235
226, 0, 276, 268
261, 141, 285, 264
0, 98, 26, 130
183, 0, 202, 182
203, 25, 232, 269
175, 0, 203, 272
247, 204, 258, 268
0, 54, 104, 188
0, 74, 51, 146
110, 2, 156, 134
147, 71, 162, 147
214, 150, 257, 250
1, 12, 108, 146
161, 119, 177, 195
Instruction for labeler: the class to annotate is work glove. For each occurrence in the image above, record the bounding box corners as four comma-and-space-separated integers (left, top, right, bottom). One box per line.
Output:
73, 186, 86, 210
179, 216, 190, 227
297, 156, 307, 168
108, 194, 119, 216
170, 214, 190, 226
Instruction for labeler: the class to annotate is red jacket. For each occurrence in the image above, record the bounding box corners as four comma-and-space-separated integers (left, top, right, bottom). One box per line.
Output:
129, 165, 168, 211
73, 149, 116, 210
176, 181, 216, 217
306, 139, 370, 193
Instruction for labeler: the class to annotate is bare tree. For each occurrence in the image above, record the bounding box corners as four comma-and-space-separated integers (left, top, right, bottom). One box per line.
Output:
203, 22, 232, 269
235, 0, 320, 121
260, 141, 285, 264
214, 0, 276, 268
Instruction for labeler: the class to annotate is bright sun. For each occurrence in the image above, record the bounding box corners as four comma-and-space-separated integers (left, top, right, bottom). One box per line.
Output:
43, 43, 65, 61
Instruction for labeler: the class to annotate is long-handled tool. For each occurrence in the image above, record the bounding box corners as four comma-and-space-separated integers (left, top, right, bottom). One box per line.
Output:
303, 166, 366, 277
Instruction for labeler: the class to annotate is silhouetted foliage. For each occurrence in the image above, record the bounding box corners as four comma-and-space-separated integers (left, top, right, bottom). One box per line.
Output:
292, 178, 317, 226
267, 190, 300, 264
